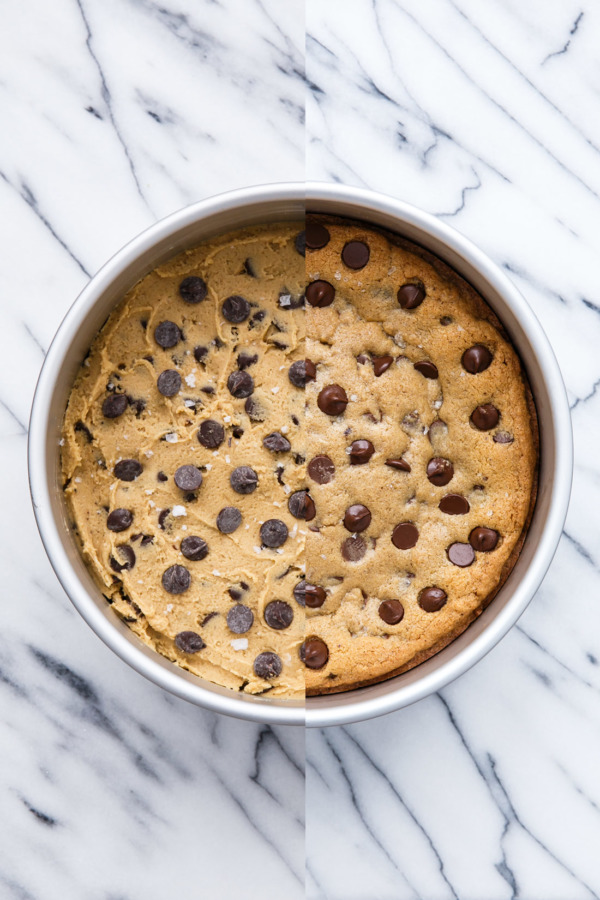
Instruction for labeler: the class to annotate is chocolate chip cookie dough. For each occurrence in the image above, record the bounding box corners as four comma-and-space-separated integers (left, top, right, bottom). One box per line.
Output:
62, 223, 306, 697
303, 218, 537, 694
62, 215, 537, 700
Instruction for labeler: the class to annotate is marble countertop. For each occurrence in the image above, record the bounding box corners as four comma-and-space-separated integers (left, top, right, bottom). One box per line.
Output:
2, 0, 599, 897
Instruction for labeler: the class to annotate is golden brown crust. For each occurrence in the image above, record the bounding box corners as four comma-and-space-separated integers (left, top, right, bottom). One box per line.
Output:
304, 215, 538, 695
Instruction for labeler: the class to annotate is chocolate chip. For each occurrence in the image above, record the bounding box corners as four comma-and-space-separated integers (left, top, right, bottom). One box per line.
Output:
181, 535, 209, 560
157, 369, 182, 397
237, 352, 258, 370
379, 599, 404, 625
295, 581, 326, 608
346, 440, 373, 466
318, 384, 348, 416
306, 222, 330, 249
179, 276, 207, 304
174, 465, 203, 492
154, 320, 182, 348
494, 431, 514, 444
397, 281, 426, 309
428, 419, 448, 444
294, 231, 306, 256
385, 458, 411, 472
372, 356, 393, 377
301, 638, 329, 669
201, 386, 215, 394
264, 600, 294, 630
307, 455, 335, 483
230, 466, 258, 494
439, 494, 470, 515
471, 404, 500, 431
440, 316, 452, 326
198, 419, 225, 448
102, 394, 128, 418
447, 542, 475, 567
194, 345, 208, 364
216, 506, 242, 534
114, 459, 143, 481
227, 370, 254, 399
227, 604, 254, 634
109, 544, 136, 572
469, 527, 499, 551
260, 519, 289, 547
426, 457, 454, 486
341, 534, 367, 561
414, 360, 438, 379
342, 240, 370, 269
232, 426, 244, 439
254, 651, 283, 679
263, 432, 291, 453
391, 522, 419, 549
344, 504, 371, 532
222, 295, 250, 323
462, 345, 493, 374
158, 508, 171, 529
288, 360, 309, 388
305, 359, 317, 382
107, 509, 133, 532
418, 587, 447, 612
162, 564, 191, 594
288, 490, 316, 521
306, 280, 335, 308
244, 397, 266, 421
175, 631, 205, 653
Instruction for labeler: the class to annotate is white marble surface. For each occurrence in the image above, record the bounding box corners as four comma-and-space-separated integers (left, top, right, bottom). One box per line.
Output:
3, 0, 600, 897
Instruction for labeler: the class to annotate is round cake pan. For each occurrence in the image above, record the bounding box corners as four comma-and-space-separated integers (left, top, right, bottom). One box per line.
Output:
28, 182, 572, 728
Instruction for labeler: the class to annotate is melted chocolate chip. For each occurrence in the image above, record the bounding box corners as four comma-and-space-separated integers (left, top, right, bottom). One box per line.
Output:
227, 604, 254, 634
414, 360, 438, 379
198, 419, 225, 448
372, 355, 393, 377
494, 431, 514, 444
107, 509, 133, 532
154, 320, 182, 349
469, 527, 499, 551
260, 519, 289, 548
181, 535, 209, 560
307, 455, 335, 483
318, 384, 348, 416
296, 581, 326, 608
305, 359, 317, 382
306, 222, 330, 250
385, 458, 411, 472
379, 599, 404, 625
227, 370, 254, 399
230, 466, 258, 494
114, 459, 143, 481
222, 295, 250, 323
447, 542, 476, 567
398, 281, 426, 309
428, 419, 448, 444
162, 564, 191, 594
462, 344, 493, 373
216, 506, 242, 534
254, 651, 282, 679
418, 587, 447, 612
102, 394, 128, 418
471, 404, 500, 431
306, 280, 335, 308
175, 631, 205, 653
301, 638, 329, 669
263, 432, 291, 453
426, 457, 454, 486
391, 522, 419, 549
288, 490, 316, 521
439, 494, 470, 515
295, 231, 306, 256
264, 600, 293, 630
179, 276, 207, 304
342, 240, 370, 269
348, 440, 374, 465
174, 465, 203, 492
344, 504, 371, 533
